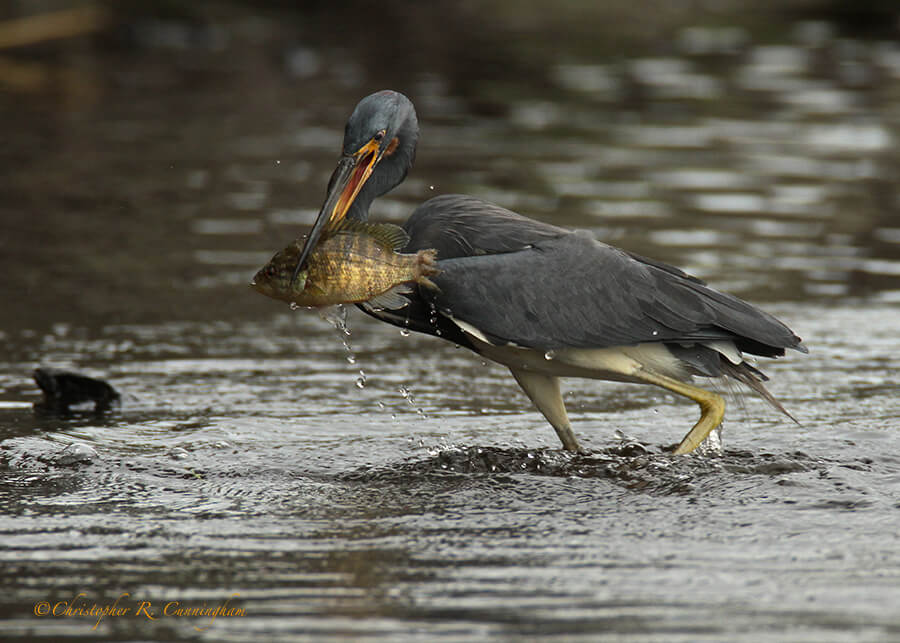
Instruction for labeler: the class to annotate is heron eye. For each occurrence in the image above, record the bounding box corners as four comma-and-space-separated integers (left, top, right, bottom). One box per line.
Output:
373, 130, 385, 142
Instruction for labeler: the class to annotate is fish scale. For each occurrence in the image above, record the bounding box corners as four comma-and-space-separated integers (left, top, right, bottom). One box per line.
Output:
252, 222, 440, 309
310, 235, 415, 301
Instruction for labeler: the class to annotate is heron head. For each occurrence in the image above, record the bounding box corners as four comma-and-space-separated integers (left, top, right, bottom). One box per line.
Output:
342, 90, 417, 159
291, 91, 418, 284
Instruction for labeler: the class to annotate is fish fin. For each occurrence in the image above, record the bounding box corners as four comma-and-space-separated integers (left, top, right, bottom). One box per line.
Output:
417, 276, 441, 292
414, 249, 441, 292
366, 284, 412, 311
333, 219, 410, 251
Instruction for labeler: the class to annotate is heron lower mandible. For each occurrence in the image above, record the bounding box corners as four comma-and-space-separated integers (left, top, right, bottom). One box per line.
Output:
295, 90, 807, 455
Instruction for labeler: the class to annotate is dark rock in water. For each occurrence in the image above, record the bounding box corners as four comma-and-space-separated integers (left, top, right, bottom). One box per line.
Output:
33, 367, 120, 413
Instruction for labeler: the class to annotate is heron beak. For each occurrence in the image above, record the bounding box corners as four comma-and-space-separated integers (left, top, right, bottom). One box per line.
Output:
291, 138, 382, 284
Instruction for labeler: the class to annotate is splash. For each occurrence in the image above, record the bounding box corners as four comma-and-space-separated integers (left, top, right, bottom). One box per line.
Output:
697, 424, 724, 456
320, 304, 351, 337
319, 305, 363, 392
398, 385, 428, 419
320, 305, 353, 357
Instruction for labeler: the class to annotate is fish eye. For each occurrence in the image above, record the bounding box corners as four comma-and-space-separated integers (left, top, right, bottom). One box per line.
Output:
265, 265, 277, 278
373, 130, 385, 142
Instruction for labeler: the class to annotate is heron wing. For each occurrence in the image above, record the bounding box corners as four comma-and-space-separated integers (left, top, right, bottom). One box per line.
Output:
403, 194, 568, 258
415, 224, 803, 356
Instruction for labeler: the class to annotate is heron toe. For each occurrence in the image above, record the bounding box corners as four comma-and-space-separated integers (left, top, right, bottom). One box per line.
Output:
630, 369, 727, 455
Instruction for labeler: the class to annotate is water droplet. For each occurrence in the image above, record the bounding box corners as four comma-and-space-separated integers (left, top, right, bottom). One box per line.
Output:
275, 159, 281, 165
377, 401, 385, 410
400, 329, 410, 337
355, 377, 365, 389
321, 305, 351, 336
652, 330, 659, 336
544, 350, 555, 360
346, 355, 356, 364
429, 185, 435, 190
289, 302, 299, 311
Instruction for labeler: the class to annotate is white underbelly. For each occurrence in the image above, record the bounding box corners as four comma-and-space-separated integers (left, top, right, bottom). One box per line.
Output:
471, 338, 694, 383
446, 314, 739, 383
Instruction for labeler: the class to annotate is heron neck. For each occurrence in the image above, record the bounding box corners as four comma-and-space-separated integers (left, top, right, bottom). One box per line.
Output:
346, 145, 412, 222
346, 189, 376, 222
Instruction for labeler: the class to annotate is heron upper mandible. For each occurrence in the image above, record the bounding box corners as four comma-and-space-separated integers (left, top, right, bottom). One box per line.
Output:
294, 90, 807, 455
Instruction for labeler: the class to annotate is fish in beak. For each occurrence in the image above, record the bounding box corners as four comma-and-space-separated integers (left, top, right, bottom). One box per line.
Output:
291, 134, 384, 284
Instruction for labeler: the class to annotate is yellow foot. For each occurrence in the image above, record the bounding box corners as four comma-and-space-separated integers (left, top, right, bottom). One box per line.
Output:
631, 368, 726, 455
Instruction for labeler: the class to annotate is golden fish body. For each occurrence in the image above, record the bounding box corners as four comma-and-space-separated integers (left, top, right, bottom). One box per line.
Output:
252, 222, 439, 309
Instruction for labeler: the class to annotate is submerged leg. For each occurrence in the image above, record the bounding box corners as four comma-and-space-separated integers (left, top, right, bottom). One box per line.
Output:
509, 368, 582, 453
632, 368, 726, 455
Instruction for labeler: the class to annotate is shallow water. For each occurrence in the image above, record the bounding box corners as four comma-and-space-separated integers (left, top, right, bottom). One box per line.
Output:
2, 5, 900, 642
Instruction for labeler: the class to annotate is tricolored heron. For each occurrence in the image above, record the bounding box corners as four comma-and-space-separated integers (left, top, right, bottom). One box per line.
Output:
294, 90, 806, 454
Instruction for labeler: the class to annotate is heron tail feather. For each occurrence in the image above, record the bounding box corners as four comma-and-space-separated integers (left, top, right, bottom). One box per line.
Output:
720, 360, 799, 425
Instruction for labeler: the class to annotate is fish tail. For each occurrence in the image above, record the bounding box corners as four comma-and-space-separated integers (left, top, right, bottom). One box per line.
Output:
416, 249, 440, 274
414, 249, 441, 291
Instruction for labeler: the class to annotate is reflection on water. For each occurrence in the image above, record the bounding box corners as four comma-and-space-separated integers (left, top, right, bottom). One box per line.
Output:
2, 3, 900, 641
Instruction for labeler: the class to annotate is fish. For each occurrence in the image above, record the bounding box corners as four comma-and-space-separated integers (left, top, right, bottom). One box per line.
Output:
251, 220, 440, 310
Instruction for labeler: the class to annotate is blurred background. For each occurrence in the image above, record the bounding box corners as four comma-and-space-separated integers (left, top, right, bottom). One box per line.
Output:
1, 0, 899, 333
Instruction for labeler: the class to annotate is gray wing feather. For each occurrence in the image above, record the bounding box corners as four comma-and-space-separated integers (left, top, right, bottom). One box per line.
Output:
404, 194, 568, 258
406, 207, 803, 355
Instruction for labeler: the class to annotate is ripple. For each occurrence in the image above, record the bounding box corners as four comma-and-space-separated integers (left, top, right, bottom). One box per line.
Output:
192, 219, 263, 235
692, 193, 767, 214
650, 169, 756, 191
338, 445, 820, 496
193, 250, 269, 266
585, 200, 670, 218
552, 64, 621, 97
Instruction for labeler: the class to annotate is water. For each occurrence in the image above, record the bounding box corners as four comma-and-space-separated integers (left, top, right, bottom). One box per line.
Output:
2, 4, 900, 641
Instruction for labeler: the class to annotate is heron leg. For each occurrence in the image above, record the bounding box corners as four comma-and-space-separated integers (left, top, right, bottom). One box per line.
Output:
631, 368, 725, 455
509, 368, 582, 453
